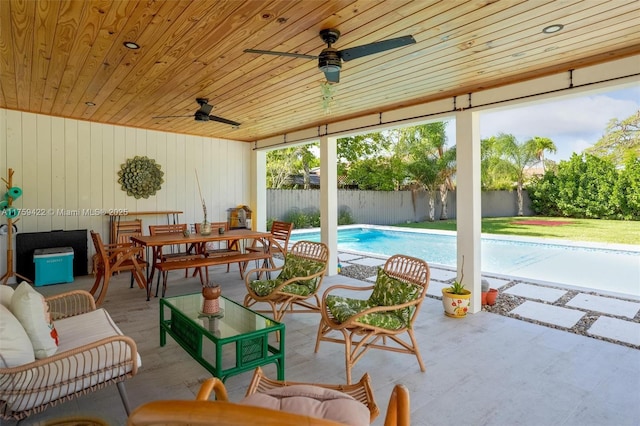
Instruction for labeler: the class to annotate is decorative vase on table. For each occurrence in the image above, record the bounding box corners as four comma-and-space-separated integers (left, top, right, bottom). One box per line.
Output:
202, 284, 221, 314
200, 218, 212, 236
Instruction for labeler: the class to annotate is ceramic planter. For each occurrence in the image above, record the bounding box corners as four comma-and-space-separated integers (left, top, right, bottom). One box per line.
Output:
442, 288, 471, 318
485, 288, 499, 306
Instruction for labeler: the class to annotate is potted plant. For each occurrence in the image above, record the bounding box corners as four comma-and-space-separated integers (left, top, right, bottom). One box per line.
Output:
442, 258, 471, 318
481, 278, 499, 306
485, 288, 499, 306
481, 279, 490, 305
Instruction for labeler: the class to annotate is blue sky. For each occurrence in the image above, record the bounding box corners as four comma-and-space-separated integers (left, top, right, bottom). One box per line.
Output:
470, 85, 640, 162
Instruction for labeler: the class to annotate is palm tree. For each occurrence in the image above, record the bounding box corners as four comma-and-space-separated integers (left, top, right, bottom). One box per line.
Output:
530, 136, 557, 172
493, 133, 541, 216
399, 122, 455, 221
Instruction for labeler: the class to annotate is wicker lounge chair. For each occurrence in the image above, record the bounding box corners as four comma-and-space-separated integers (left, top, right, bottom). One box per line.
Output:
315, 254, 430, 384
243, 240, 329, 322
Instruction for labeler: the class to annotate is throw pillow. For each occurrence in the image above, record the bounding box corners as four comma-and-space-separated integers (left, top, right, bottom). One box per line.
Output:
369, 267, 421, 306
10, 282, 59, 359
0, 304, 35, 367
369, 268, 422, 327
0, 284, 14, 308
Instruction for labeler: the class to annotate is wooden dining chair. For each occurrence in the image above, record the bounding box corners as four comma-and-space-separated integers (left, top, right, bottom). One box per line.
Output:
239, 221, 293, 278
90, 231, 147, 306
148, 224, 203, 284
193, 221, 241, 276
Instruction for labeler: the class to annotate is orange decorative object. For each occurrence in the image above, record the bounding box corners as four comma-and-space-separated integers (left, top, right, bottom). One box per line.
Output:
202, 285, 221, 314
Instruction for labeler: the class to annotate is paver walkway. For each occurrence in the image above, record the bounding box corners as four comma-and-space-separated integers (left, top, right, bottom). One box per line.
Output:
338, 251, 640, 349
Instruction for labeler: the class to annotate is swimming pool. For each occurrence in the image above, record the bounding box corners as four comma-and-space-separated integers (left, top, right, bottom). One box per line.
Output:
290, 225, 640, 298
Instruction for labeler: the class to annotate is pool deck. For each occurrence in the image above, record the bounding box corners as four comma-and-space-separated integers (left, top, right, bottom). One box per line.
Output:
10, 255, 639, 426
339, 251, 640, 349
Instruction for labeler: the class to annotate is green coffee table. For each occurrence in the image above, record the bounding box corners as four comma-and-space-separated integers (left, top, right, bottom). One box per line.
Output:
160, 293, 285, 382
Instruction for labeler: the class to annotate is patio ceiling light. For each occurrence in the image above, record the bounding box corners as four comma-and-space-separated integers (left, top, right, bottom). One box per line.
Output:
542, 24, 564, 34
85, 101, 96, 106
123, 41, 140, 49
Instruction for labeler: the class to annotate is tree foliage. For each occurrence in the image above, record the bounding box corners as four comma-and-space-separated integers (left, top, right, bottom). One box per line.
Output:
488, 133, 555, 215
585, 110, 640, 166
528, 154, 639, 220
345, 156, 405, 190
399, 122, 455, 220
266, 144, 320, 189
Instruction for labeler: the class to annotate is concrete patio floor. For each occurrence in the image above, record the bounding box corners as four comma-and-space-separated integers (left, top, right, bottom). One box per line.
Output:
12, 260, 640, 426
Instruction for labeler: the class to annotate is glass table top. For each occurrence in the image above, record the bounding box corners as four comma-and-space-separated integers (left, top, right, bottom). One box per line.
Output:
162, 292, 279, 339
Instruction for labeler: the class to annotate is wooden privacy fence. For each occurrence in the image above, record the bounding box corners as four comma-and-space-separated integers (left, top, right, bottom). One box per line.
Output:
266, 189, 533, 225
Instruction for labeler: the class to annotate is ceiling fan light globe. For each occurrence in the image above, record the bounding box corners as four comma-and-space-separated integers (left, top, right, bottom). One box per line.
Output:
318, 49, 341, 72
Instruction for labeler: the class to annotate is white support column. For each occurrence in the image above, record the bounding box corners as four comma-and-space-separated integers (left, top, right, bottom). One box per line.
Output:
456, 110, 482, 313
320, 135, 338, 276
250, 148, 267, 232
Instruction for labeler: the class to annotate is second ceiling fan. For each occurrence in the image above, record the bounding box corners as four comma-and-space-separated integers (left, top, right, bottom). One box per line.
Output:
244, 28, 415, 83
152, 98, 240, 127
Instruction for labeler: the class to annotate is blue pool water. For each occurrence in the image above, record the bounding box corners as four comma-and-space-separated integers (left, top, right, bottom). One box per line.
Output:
290, 226, 640, 297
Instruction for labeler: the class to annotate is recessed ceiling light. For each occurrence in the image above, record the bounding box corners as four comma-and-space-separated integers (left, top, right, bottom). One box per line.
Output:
85, 101, 96, 106
542, 24, 564, 34
123, 41, 140, 49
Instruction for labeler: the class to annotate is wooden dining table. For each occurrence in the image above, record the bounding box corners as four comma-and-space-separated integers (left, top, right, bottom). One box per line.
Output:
131, 229, 273, 298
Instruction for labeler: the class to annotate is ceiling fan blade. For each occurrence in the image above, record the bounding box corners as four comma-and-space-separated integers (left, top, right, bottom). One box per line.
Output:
324, 70, 340, 83
152, 114, 194, 119
244, 49, 317, 60
339, 35, 416, 62
209, 115, 240, 127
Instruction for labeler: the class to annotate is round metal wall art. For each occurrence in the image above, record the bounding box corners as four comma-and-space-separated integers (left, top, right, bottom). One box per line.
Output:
117, 156, 164, 199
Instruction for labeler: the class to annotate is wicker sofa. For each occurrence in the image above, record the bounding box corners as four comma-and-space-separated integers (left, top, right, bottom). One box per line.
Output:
0, 283, 139, 420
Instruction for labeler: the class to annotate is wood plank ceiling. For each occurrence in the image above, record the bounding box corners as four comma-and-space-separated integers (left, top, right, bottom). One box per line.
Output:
1, 0, 639, 143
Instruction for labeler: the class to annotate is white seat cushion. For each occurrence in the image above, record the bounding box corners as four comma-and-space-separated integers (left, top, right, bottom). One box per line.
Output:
0, 308, 140, 412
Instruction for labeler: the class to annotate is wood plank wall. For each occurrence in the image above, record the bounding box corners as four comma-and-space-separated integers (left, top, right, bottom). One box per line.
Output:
0, 108, 251, 281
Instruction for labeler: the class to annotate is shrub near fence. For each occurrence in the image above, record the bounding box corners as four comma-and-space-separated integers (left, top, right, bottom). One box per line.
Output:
267, 189, 532, 226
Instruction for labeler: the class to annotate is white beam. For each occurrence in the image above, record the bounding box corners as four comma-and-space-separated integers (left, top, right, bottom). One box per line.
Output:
320, 135, 338, 276
456, 110, 482, 314
254, 54, 639, 149
250, 149, 267, 232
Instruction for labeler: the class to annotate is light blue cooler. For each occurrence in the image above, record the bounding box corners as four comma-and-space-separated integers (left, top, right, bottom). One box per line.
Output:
33, 247, 74, 286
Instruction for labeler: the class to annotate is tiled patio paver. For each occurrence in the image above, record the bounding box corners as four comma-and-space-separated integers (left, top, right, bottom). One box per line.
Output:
510, 301, 585, 328
426, 280, 448, 297
505, 283, 567, 302
588, 316, 640, 346
481, 276, 512, 289
349, 257, 386, 267
428, 268, 457, 282
337, 253, 363, 262
566, 293, 640, 319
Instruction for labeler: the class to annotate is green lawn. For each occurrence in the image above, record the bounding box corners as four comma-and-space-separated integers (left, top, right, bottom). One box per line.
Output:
396, 217, 640, 246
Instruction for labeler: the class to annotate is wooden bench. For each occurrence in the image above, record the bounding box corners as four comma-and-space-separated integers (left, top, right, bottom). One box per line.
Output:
150, 251, 273, 299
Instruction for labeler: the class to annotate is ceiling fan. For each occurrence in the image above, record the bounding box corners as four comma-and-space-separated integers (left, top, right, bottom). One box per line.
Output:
244, 28, 416, 83
152, 98, 240, 127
